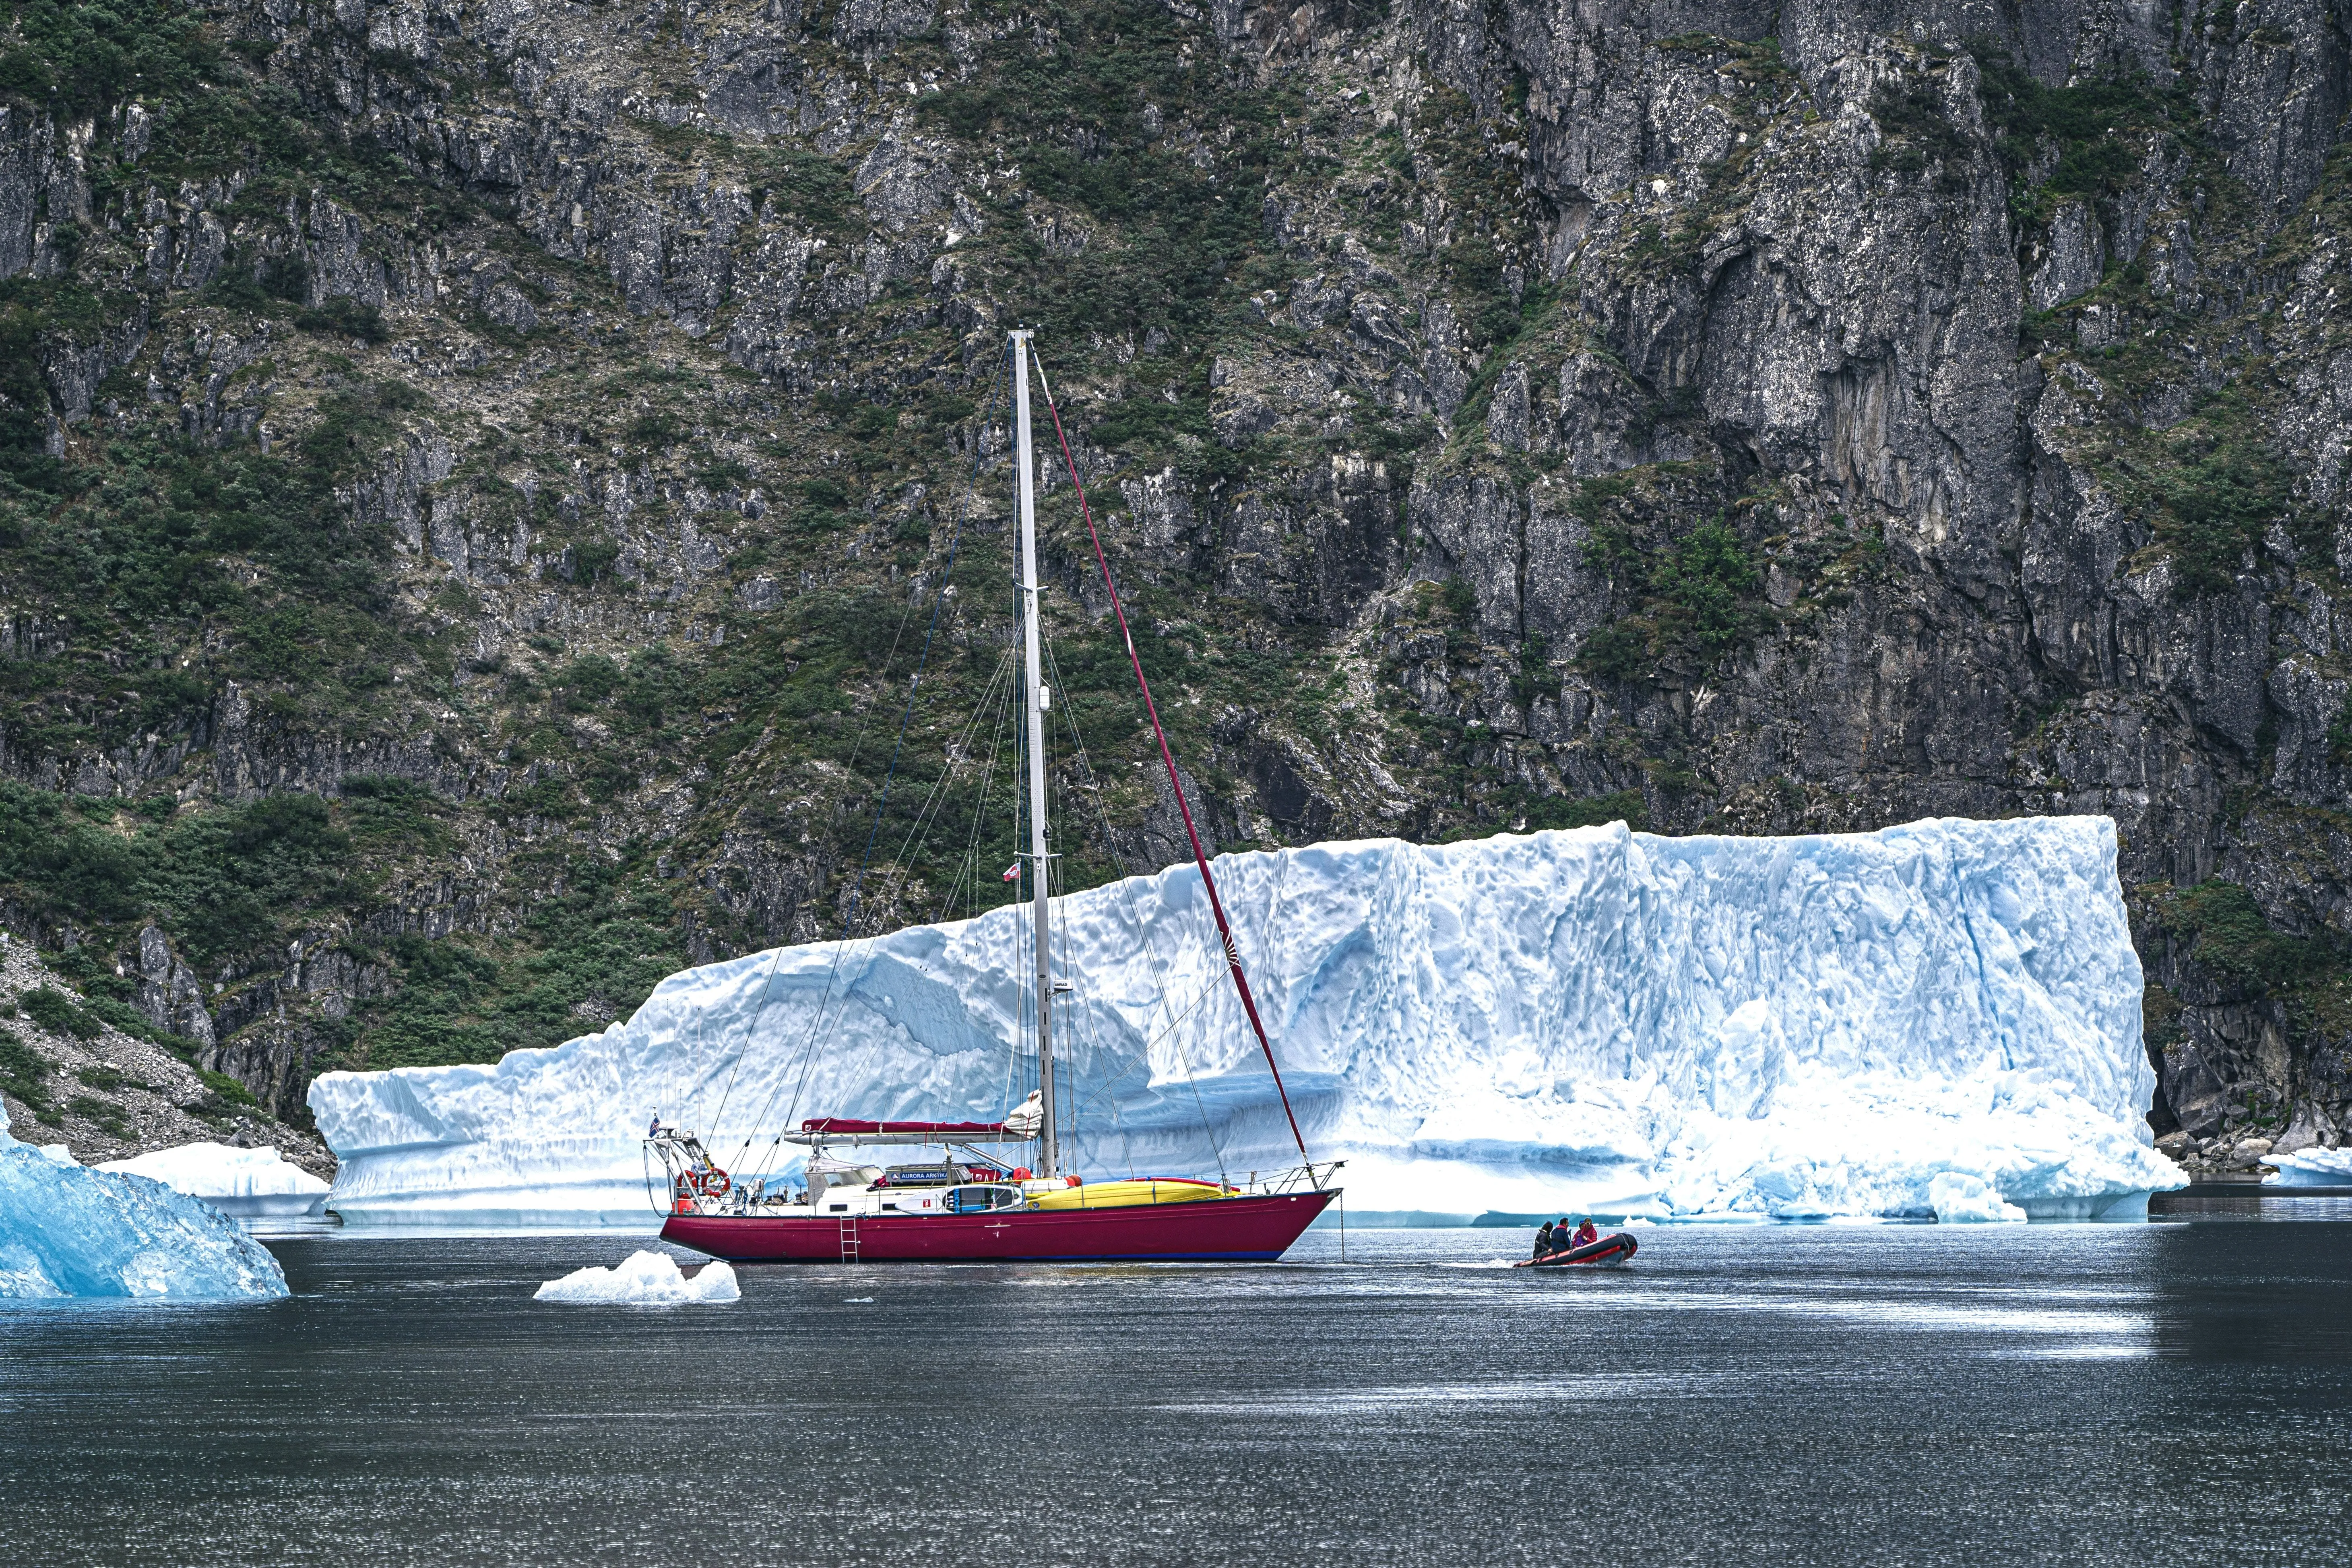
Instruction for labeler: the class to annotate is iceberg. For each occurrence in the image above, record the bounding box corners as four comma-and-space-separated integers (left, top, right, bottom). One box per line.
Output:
2266, 1147, 2352, 1186
0, 1123, 290, 1299
97, 1142, 330, 1218
310, 817, 2182, 1227
535, 1250, 740, 1304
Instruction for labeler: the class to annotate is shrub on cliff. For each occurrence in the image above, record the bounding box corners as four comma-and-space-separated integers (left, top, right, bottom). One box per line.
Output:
20, 987, 98, 1041
1578, 513, 1767, 683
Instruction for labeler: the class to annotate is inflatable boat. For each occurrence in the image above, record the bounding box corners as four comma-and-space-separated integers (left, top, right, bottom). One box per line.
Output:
1514, 1232, 1638, 1269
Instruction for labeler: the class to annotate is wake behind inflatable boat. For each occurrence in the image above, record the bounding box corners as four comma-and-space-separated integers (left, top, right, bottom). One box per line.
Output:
1514, 1232, 1638, 1269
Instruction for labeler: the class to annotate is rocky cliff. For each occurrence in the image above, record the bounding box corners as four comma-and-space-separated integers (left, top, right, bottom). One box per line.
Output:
0, 0, 2345, 1173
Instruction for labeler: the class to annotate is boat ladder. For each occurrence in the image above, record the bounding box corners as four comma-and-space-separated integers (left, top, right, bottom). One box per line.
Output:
838, 1215, 861, 1263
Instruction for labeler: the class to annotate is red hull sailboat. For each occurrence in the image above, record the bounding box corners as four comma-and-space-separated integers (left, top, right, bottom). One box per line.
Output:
651, 331, 1340, 1264
667, 1190, 1337, 1264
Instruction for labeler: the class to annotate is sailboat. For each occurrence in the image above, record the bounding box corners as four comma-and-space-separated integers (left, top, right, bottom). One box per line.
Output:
649, 329, 1342, 1263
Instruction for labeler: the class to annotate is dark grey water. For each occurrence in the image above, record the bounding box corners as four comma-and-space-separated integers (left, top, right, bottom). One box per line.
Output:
3, 1218, 2349, 1567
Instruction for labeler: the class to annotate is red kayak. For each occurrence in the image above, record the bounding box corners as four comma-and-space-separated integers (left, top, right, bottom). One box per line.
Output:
664, 1187, 1336, 1263
1513, 1232, 1638, 1268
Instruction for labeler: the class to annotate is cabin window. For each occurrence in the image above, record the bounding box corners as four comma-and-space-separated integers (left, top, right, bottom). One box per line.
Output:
946, 1185, 1018, 1214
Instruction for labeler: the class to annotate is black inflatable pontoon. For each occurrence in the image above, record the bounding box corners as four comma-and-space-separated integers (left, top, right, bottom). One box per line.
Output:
1513, 1232, 1638, 1268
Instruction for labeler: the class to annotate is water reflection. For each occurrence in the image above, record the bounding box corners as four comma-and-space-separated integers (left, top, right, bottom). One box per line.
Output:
1, 1221, 2345, 1566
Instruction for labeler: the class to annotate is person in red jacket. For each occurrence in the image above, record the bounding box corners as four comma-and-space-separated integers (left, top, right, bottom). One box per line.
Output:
1569, 1216, 1599, 1250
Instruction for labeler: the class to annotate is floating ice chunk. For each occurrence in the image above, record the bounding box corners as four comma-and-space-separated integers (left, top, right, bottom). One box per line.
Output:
98, 1143, 330, 1218
2266, 1147, 2352, 1187
1929, 1172, 2028, 1224
535, 1250, 739, 1304
312, 817, 2181, 1226
0, 1124, 289, 1300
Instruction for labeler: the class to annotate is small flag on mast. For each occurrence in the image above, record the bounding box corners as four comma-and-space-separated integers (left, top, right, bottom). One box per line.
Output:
1002, 863, 1020, 883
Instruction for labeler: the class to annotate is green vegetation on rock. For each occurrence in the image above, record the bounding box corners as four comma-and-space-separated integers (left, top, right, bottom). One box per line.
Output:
1967, 42, 2191, 224
921, 0, 1282, 347
0, 2, 2346, 1153
1522, 789, 1648, 832
2154, 881, 2352, 1039
1580, 514, 1767, 681
19, 986, 98, 1041
0, 1033, 52, 1120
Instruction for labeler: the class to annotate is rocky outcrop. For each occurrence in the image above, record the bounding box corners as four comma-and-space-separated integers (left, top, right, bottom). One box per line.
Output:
0, 940, 332, 1174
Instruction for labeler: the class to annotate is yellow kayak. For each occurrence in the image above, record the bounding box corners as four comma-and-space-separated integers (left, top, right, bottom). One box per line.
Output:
1025, 1178, 1233, 1211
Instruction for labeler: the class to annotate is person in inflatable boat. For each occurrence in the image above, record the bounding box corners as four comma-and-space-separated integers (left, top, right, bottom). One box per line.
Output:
1532, 1220, 1555, 1258
1561, 1217, 1599, 1252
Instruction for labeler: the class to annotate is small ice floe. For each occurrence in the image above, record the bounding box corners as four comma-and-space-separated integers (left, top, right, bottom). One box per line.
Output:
2267, 1146, 2352, 1186
1929, 1172, 2027, 1224
844, 1296, 874, 1302
535, 1250, 739, 1304
98, 1142, 329, 1219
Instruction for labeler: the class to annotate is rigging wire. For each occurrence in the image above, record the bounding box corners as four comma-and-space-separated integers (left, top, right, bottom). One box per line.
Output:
871, 649, 1018, 925
700, 945, 789, 1157
681, 1004, 707, 1147
1030, 352, 1312, 1165
1009, 598, 1036, 1131
715, 347, 1010, 1170
1040, 634, 1231, 1187
739, 647, 1020, 1188
696, 399, 975, 1153
739, 370, 1008, 1171
933, 649, 1020, 927
1054, 730, 1090, 1164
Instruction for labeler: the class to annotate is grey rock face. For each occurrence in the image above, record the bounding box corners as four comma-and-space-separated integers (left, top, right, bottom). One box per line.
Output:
2158, 1041, 2229, 1138
0, 105, 52, 278
836, 0, 936, 51
41, 307, 150, 426
4, 0, 2348, 1146
136, 924, 218, 1050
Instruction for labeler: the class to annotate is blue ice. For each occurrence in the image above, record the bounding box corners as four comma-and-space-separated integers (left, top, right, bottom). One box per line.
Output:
1, 1125, 289, 1300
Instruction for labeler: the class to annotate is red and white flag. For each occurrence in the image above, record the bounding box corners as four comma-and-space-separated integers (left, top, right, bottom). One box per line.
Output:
1001, 863, 1021, 883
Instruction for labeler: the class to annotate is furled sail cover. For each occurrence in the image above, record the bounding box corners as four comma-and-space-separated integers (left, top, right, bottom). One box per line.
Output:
1001, 1089, 1045, 1137
799, 1118, 1015, 1135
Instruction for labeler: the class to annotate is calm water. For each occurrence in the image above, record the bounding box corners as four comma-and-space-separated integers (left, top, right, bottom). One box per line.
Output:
3, 1217, 2349, 1566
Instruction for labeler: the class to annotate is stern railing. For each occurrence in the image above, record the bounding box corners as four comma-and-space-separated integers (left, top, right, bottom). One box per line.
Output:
1235, 1160, 1346, 1197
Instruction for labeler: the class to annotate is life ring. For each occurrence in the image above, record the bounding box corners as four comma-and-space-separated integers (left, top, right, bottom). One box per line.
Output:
676, 1168, 732, 1199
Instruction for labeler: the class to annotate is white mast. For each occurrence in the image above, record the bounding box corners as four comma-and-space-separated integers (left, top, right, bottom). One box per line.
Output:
1010, 329, 1057, 1178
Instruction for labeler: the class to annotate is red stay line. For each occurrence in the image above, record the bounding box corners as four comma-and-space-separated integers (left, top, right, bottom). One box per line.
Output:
1030, 358, 1309, 1164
